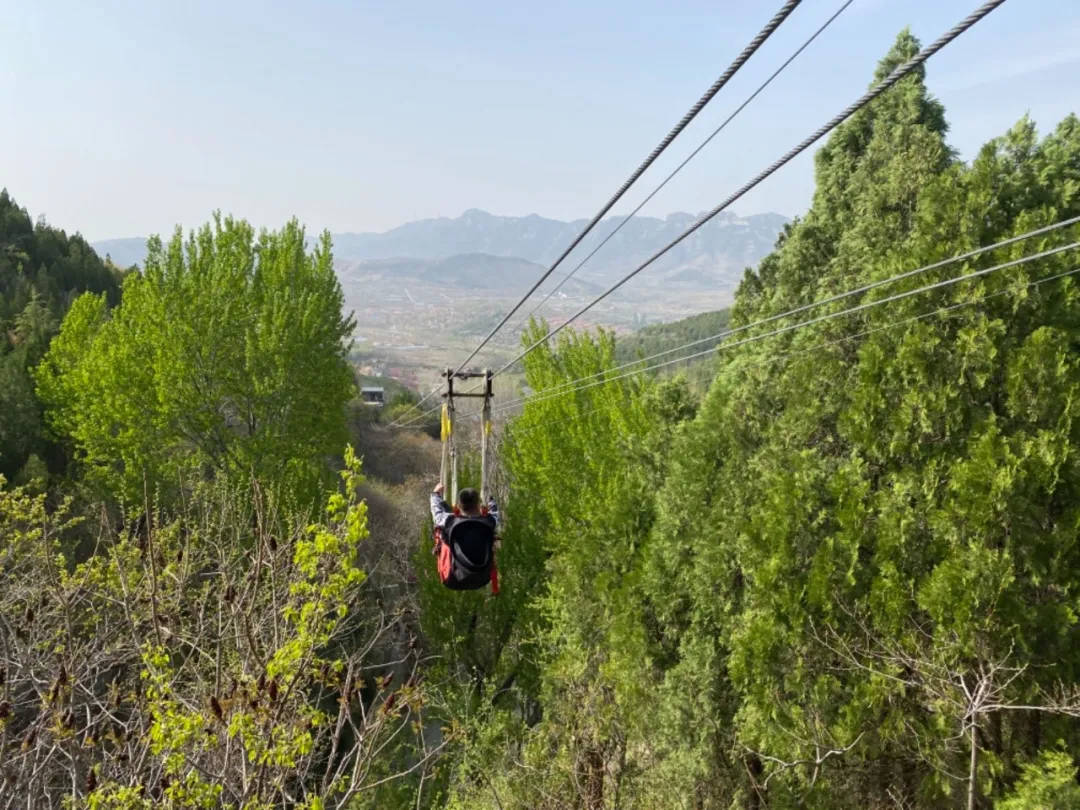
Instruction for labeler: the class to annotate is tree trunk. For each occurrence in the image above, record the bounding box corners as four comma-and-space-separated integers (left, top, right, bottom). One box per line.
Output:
968, 723, 978, 810
583, 747, 604, 810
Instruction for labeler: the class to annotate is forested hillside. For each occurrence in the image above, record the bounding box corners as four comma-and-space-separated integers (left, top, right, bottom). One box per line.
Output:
615, 309, 731, 364
0, 189, 122, 482
615, 309, 732, 389
1, 30, 1079, 810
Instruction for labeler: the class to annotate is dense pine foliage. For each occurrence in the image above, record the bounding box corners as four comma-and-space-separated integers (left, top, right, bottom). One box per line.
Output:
0, 189, 122, 482
2, 31, 1079, 810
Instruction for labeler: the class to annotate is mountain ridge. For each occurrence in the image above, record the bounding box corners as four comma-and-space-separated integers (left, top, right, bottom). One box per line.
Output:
91, 208, 788, 284
328, 208, 787, 281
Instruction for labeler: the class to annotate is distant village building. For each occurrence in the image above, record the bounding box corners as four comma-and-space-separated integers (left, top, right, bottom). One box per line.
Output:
360, 386, 385, 407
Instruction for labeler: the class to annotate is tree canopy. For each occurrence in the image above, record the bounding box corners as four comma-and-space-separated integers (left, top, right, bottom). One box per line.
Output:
36, 214, 356, 504
416, 32, 1080, 809
3, 28, 1080, 810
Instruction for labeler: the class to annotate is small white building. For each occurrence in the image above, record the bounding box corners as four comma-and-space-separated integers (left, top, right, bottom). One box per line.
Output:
360, 386, 385, 407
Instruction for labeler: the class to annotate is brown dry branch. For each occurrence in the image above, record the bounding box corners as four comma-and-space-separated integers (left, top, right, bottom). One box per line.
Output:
742, 731, 865, 790
0, 472, 439, 809
806, 612, 1080, 810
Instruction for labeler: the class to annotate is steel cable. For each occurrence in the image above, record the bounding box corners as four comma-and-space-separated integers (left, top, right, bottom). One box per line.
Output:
504, 265, 1080, 437
498, 0, 1010, 376
450, 0, 806, 376
497, 216, 1080, 403
515, 0, 856, 330
491, 240, 1078, 415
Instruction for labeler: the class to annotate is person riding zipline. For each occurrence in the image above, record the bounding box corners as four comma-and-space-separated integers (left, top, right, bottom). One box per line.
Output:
430, 482, 500, 593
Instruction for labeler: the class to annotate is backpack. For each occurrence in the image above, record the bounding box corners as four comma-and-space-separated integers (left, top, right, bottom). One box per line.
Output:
434, 508, 500, 594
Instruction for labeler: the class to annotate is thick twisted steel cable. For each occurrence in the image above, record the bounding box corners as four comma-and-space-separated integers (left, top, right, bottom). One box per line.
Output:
492, 240, 1078, 415
496, 215, 1080, 403
515, 0, 856, 330
497, 0, 1010, 377
449, 0, 805, 377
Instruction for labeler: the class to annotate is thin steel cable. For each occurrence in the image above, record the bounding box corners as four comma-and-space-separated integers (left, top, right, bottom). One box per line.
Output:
393, 228, 1075, 430
508, 404, 610, 438
497, 241, 1078, 411
386, 381, 444, 428
492, 241, 1078, 414
516, 0, 856, 330
391, 398, 445, 430
395, 226, 1075, 429
450, 0, 805, 376
505, 265, 1080, 437
498, 0, 1010, 376
497, 216, 1080, 402
391, 375, 498, 429
764, 264, 1080, 368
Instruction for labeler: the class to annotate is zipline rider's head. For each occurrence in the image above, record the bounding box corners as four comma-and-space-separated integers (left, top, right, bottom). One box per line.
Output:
436, 483, 483, 517
453, 486, 483, 516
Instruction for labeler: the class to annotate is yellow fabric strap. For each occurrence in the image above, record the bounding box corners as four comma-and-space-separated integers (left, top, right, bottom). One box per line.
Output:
441, 403, 451, 441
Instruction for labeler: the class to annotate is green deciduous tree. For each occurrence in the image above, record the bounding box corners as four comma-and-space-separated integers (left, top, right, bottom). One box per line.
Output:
996, 750, 1080, 809
36, 214, 356, 505
423, 324, 697, 809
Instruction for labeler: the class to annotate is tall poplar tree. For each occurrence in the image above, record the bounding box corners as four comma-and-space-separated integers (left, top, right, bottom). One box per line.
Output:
36, 214, 356, 504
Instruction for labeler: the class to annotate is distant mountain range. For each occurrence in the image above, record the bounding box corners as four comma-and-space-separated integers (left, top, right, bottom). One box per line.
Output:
330, 208, 787, 278
92, 208, 787, 291
336, 252, 602, 296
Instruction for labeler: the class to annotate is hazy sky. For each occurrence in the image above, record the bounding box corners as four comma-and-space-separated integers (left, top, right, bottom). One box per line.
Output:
3, 0, 1077, 242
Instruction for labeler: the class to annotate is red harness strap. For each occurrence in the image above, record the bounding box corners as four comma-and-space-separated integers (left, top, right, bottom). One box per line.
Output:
480, 506, 501, 595
435, 526, 453, 583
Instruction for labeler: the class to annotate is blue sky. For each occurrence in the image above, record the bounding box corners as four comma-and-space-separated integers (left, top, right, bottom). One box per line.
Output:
2, 0, 1077, 242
